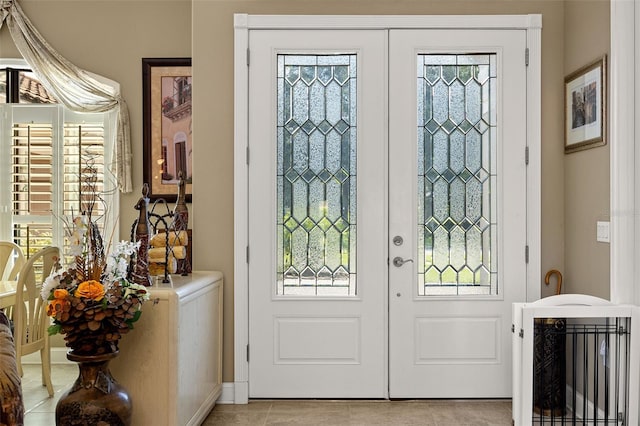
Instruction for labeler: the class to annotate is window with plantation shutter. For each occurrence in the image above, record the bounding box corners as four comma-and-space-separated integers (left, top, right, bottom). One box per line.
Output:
63, 122, 107, 219
0, 61, 119, 261
11, 120, 55, 256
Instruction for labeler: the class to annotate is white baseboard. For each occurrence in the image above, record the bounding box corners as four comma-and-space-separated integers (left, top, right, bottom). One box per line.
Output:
215, 382, 249, 404
217, 382, 236, 404
234, 381, 249, 404
21, 347, 72, 365
566, 385, 609, 421
187, 383, 223, 425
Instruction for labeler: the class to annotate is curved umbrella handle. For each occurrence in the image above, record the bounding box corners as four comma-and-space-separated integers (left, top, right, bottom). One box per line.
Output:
544, 269, 563, 295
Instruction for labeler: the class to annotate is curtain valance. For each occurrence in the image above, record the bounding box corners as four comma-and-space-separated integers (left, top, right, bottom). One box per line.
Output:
0, 0, 132, 193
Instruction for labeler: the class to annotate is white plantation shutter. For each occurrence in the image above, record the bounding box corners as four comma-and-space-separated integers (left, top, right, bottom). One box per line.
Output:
63, 113, 108, 220
0, 104, 117, 259
11, 122, 54, 218
9, 106, 58, 257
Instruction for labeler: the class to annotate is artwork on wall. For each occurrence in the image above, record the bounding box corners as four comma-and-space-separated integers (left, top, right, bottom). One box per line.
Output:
564, 56, 607, 154
142, 58, 193, 201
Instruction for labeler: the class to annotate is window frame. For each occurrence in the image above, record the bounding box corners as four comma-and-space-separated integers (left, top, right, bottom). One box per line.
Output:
0, 59, 120, 258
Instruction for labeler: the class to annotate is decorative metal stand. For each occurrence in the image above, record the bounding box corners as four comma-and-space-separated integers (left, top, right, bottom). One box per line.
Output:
131, 178, 191, 285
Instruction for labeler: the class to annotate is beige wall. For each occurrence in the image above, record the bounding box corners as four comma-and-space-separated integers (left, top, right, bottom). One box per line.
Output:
562, 0, 610, 299
1, 0, 609, 385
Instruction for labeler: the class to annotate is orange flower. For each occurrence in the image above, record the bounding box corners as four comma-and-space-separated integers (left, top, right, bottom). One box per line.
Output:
47, 296, 70, 317
53, 289, 69, 299
74, 280, 105, 301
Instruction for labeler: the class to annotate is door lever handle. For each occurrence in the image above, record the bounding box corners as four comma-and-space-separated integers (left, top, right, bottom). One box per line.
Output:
393, 256, 414, 267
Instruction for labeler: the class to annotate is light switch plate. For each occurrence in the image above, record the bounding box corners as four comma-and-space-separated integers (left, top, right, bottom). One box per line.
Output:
596, 221, 610, 243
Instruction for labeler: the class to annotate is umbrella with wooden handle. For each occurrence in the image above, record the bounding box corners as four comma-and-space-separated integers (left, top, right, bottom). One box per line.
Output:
545, 269, 563, 295
534, 269, 566, 418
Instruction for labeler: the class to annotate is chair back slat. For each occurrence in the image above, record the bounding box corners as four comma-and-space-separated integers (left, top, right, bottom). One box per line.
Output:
14, 247, 61, 346
12, 245, 58, 397
0, 242, 25, 281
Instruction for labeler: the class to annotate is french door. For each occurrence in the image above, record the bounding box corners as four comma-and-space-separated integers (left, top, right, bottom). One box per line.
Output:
388, 29, 527, 397
247, 26, 528, 398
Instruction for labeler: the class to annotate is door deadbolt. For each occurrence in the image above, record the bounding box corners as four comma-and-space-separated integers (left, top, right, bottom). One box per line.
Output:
392, 236, 403, 246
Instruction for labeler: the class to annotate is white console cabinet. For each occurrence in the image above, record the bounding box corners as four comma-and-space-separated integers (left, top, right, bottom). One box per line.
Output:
110, 271, 223, 426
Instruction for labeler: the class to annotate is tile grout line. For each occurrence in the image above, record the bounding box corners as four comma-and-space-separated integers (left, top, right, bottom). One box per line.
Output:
263, 401, 273, 426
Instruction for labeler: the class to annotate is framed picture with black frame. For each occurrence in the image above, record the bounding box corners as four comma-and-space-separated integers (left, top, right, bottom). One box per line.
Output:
142, 57, 192, 201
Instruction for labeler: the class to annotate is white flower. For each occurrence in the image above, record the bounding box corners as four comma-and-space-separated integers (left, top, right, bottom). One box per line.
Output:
103, 240, 141, 284
114, 241, 140, 257
68, 234, 84, 257
66, 215, 88, 257
40, 269, 63, 301
116, 258, 128, 279
124, 283, 150, 302
72, 215, 88, 231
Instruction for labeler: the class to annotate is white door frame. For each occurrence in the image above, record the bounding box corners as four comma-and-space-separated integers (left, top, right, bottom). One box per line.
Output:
606, 0, 640, 414
234, 13, 542, 404
609, 0, 638, 306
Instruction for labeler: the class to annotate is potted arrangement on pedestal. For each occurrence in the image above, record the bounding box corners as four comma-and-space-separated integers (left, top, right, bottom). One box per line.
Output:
41, 213, 150, 425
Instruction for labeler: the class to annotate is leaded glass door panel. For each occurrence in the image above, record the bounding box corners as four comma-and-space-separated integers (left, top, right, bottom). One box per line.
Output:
277, 54, 358, 297
248, 30, 387, 397
388, 29, 527, 397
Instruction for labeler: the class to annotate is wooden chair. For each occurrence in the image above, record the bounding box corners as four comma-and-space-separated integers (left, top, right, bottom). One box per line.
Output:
0, 242, 24, 281
14, 246, 60, 397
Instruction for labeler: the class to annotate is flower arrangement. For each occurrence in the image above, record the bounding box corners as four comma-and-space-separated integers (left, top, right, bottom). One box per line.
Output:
41, 215, 150, 356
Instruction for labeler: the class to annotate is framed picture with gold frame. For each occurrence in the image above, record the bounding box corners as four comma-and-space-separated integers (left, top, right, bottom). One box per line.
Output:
142, 58, 192, 201
564, 56, 606, 154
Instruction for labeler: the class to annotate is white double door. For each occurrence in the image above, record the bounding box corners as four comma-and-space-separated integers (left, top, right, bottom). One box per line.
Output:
248, 27, 527, 398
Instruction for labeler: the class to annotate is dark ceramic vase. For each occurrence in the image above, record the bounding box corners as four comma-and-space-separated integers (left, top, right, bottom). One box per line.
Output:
55, 351, 132, 426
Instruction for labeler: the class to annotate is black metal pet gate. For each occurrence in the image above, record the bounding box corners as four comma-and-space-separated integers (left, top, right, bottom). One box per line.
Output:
513, 295, 639, 426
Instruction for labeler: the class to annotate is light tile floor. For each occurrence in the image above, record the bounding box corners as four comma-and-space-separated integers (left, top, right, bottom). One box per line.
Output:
22, 363, 76, 425
206, 399, 513, 425
22, 364, 513, 425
